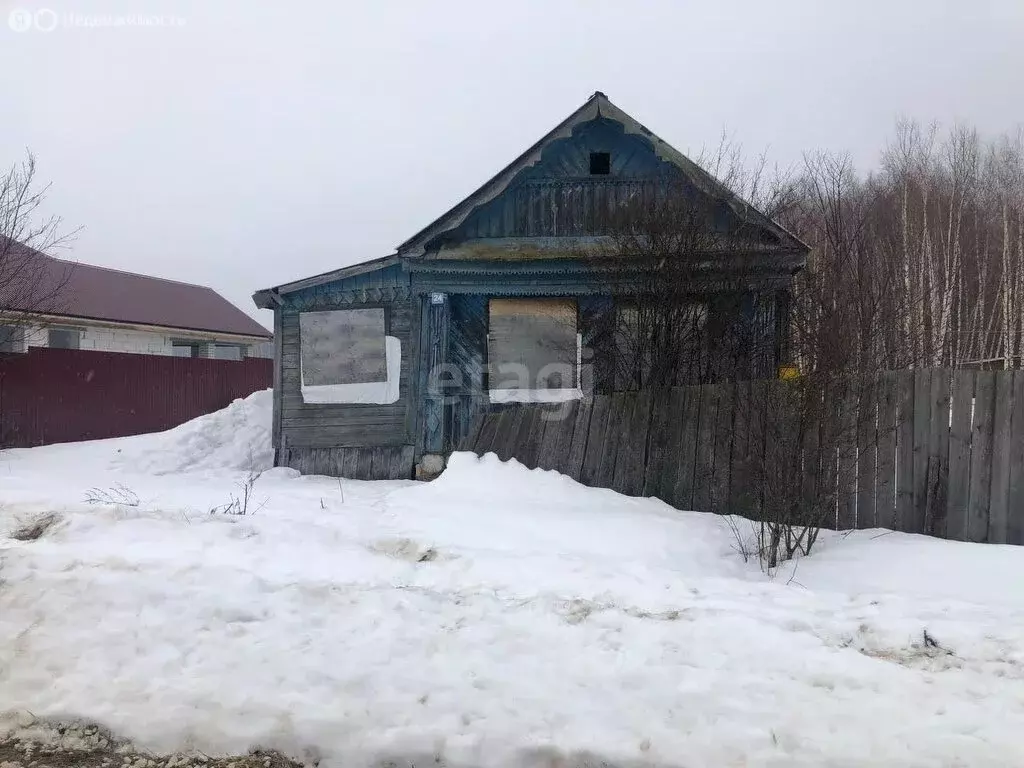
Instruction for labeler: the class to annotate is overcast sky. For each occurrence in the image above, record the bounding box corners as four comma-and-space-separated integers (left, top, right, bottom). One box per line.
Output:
2, 0, 1022, 328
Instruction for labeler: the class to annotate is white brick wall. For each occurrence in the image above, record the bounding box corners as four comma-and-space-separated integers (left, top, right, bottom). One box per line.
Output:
9, 321, 265, 358
25, 324, 174, 355
79, 326, 174, 355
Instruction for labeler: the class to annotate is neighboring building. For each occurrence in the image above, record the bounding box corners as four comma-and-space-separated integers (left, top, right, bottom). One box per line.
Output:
253, 92, 809, 480
1, 247, 271, 357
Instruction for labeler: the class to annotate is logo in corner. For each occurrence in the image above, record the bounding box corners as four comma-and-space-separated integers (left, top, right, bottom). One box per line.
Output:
7, 8, 34, 32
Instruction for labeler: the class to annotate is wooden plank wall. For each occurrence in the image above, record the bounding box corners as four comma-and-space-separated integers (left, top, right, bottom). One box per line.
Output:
279, 299, 415, 449
461, 368, 1024, 546
280, 445, 415, 480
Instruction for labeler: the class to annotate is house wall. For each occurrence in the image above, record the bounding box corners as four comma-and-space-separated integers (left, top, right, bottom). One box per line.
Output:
419, 277, 790, 453
85, 327, 173, 355
11, 323, 264, 358
274, 264, 418, 478
267, 256, 793, 481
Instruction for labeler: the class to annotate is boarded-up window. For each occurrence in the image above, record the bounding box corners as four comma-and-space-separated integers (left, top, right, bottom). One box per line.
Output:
614, 302, 708, 389
488, 298, 577, 390
300, 308, 386, 386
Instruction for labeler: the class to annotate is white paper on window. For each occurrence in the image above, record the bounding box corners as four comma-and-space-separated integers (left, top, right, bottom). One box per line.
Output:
302, 335, 400, 404
299, 308, 399, 404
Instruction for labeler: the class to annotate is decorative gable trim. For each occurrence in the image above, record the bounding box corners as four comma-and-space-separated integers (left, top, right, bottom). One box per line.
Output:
286, 285, 412, 311
395, 91, 808, 258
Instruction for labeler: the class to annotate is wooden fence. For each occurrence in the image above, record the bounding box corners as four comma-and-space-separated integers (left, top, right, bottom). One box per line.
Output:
460, 368, 1024, 545
0, 347, 272, 448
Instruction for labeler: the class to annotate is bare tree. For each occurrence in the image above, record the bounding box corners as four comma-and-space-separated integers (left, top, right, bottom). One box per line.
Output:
0, 153, 75, 355
593, 149, 796, 390
598, 178, 724, 389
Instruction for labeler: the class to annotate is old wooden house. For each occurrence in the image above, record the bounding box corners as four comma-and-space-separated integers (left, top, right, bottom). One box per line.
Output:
252, 92, 808, 479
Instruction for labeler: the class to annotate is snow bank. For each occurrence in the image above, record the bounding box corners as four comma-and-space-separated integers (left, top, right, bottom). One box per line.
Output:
1, 446, 1024, 766
112, 389, 273, 475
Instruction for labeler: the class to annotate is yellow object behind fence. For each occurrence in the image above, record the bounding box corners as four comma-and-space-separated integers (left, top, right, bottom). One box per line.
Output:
778, 365, 801, 381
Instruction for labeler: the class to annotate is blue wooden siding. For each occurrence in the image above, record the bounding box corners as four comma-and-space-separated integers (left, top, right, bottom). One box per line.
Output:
275, 263, 420, 478
444, 295, 488, 451
284, 264, 410, 310
419, 295, 448, 454
423, 117, 768, 250
431, 118, 694, 247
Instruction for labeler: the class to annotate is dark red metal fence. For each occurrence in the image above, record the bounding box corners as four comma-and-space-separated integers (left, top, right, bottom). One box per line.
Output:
0, 347, 272, 448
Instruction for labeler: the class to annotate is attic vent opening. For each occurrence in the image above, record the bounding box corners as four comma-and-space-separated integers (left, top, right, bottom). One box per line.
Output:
589, 152, 610, 175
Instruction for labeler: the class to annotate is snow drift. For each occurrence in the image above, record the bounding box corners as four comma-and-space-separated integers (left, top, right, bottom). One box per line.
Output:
1, 398, 1024, 767
112, 388, 273, 475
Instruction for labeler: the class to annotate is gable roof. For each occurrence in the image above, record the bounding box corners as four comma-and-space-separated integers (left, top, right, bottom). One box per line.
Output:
1, 241, 270, 339
253, 92, 808, 305
397, 91, 808, 257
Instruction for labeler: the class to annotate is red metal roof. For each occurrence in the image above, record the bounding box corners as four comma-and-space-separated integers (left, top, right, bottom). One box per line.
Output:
1, 241, 270, 339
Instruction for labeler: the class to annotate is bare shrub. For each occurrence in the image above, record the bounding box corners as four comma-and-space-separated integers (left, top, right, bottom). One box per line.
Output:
84, 484, 139, 507
209, 468, 265, 516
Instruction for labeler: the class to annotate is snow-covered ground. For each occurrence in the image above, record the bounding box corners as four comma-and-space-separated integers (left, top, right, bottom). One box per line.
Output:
1, 390, 1023, 767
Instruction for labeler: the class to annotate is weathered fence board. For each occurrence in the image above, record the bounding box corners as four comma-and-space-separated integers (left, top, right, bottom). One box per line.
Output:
580, 395, 610, 486
988, 372, 1014, 544
656, 389, 689, 506
673, 388, 701, 510
459, 410, 486, 453
968, 371, 996, 542
692, 385, 718, 513
926, 369, 951, 537
895, 371, 916, 532
611, 393, 638, 494
837, 385, 859, 530
1008, 373, 1024, 545
473, 411, 497, 455
460, 367, 1024, 546
745, 380, 769, 521
596, 393, 628, 489
911, 369, 933, 534
817, 381, 841, 529
799, 382, 821, 523
619, 390, 655, 496
545, 402, 577, 475
855, 376, 878, 529
945, 370, 974, 541
565, 399, 592, 480
728, 381, 752, 517
642, 390, 675, 498
513, 406, 542, 468
711, 382, 734, 514
875, 373, 897, 530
